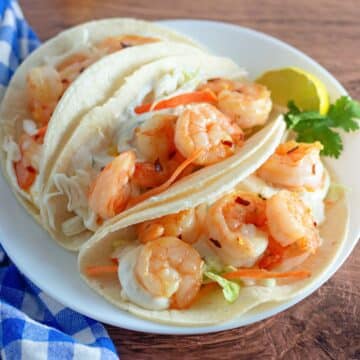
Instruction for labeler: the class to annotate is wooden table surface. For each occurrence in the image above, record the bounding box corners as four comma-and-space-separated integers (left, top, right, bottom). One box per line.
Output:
20, 0, 360, 358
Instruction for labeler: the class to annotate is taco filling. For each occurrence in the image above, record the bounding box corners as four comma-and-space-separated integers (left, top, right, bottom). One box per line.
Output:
8, 35, 159, 196
82, 140, 333, 311
49, 74, 274, 238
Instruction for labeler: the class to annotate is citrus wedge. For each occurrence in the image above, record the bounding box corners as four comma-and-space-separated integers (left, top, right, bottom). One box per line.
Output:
256, 67, 329, 114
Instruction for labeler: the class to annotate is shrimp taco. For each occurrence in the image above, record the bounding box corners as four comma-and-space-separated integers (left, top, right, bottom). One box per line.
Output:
0, 18, 202, 224
78, 137, 348, 325
40, 52, 284, 250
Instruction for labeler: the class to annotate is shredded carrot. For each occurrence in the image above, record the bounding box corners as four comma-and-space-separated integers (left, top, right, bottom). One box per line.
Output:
33, 125, 48, 142
223, 268, 311, 281
134, 90, 217, 114
85, 265, 118, 276
128, 149, 203, 207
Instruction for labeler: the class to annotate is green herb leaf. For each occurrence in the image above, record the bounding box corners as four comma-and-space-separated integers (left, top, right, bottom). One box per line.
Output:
328, 96, 360, 132
204, 271, 240, 303
284, 96, 360, 158
296, 126, 343, 158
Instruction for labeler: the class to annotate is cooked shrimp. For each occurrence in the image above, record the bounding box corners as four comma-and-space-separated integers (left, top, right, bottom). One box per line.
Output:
136, 206, 206, 244
88, 151, 135, 220
15, 126, 47, 190
135, 114, 177, 162
27, 66, 64, 126
96, 35, 159, 54
135, 236, 203, 309
174, 103, 244, 165
264, 190, 321, 271
257, 141, 324, 191
217, 83, 272, 129
206, 192, 268, 267
197, 78, 242, 95
56, 52, 97, 87
132, 161, 169, 188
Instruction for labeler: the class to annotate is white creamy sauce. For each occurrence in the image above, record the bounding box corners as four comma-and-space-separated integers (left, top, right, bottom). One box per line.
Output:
237, 175, 278, 198
300, 171, 330, 224
3, 136, 21, 163
23, 119, 38, 135
116, 112, 152, 157
235, 225, 269, 268
153, 68, 187, 99
118, 246, 170, 310
193, 234, 218, 260
152, 67, 203, 102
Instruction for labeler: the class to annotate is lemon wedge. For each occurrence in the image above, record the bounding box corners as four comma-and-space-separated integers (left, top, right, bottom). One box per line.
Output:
256, 67, 329, 114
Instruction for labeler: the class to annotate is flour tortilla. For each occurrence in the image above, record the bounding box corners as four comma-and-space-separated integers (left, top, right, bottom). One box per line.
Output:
78, 145, 348, 325
40, 51, 285, 250
0, 18, 203, 226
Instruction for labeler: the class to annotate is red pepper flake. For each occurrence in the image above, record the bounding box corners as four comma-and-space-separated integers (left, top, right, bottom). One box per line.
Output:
312, 164, 316, 175
26, 166, 36, 173
287, 146, 299, 154
235, 196, 250, 206
210, 238, 222, 248
61, 78, 70, 84
79, 67, 85, 73
313, 221, 317, 227
168, 150, 177, 160
120, 42, 132, 48
221, 140, 233, 147
154, 158, 163, 172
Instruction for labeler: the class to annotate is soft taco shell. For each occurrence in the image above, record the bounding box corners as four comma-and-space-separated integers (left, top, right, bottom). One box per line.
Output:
41, 53, 252, 250
0, 18, 203, 225
78, 144, 348, 325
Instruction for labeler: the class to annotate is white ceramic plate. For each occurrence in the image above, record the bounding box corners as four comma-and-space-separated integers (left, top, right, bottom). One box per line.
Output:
1, 20, 359, 335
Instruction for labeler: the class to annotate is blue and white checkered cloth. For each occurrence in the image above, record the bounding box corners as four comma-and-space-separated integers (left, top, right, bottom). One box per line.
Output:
0, 1, 118, 359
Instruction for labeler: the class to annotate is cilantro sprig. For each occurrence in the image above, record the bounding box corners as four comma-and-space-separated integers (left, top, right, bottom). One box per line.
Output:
284, 96, 360, 158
